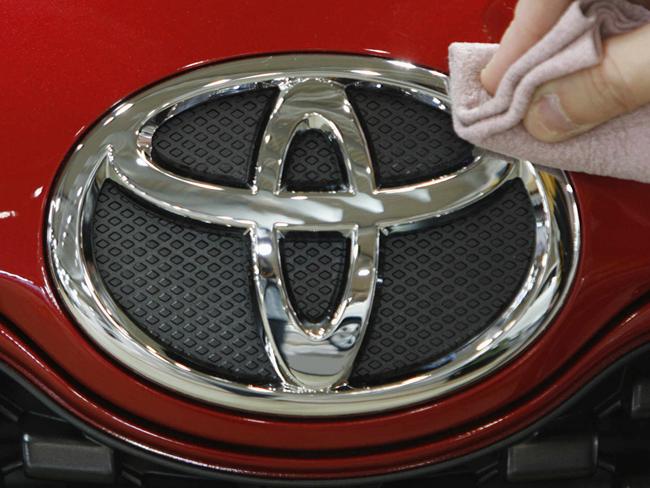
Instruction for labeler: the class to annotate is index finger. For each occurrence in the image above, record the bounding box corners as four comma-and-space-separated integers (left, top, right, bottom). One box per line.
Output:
481, 0, 573, 94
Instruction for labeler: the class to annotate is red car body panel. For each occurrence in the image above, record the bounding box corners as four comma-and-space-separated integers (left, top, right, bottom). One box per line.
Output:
2, 0, 650, 480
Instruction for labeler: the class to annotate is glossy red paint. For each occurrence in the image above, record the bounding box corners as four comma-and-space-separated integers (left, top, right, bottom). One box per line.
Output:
2, 0, 650, 480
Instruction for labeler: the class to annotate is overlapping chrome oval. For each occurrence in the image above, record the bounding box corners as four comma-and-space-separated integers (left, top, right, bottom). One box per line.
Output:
47, 54, 580, 416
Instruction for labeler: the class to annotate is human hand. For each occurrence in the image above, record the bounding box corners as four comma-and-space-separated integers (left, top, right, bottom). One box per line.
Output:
481, 0, 650, 142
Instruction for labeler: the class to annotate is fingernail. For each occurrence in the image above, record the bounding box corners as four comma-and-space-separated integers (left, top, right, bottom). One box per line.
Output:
526, 93, 581, 142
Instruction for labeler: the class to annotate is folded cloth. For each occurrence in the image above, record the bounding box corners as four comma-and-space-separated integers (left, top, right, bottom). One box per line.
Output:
449, 0, 650, 182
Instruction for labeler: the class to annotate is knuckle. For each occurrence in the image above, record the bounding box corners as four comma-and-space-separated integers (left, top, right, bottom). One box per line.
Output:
590, 54, 637, 114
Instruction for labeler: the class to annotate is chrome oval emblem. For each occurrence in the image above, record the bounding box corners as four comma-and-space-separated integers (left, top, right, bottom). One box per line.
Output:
47, 54, 579, 416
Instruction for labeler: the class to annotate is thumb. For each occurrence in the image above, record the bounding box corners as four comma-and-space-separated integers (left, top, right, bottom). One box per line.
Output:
524, 22, 650, 143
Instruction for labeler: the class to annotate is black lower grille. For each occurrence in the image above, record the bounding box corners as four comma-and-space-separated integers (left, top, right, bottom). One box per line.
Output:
91, 181, 276, 384
3, 345, 650, 487
350, 180, 536, 385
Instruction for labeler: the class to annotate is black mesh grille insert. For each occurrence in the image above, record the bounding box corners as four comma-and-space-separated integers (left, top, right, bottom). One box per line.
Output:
347, 85, 474, 188
90, 78, 544, 390
91, 181, 277, 384
151, 88, 278, 188
350, 180, 536, 385
280, 232, 349, 324
282, 130, 347, 192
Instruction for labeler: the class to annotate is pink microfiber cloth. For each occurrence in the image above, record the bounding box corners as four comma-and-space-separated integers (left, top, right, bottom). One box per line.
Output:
449, 0, 650, 182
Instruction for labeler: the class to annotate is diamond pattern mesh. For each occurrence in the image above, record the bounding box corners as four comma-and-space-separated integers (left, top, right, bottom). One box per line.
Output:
91, 181, 277, 384
347, 85, 474, 188
350, 180, 536, 385
88, 82, 541, 389
282, 130, 347, 191
151, 88, 277, 188
280, 232, 349, 324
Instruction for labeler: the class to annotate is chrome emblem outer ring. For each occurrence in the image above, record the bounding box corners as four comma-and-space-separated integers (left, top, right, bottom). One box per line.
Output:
47, 54, 580, 416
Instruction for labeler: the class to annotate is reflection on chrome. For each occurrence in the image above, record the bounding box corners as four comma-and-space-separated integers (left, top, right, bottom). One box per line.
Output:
47, 54, 579, 416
